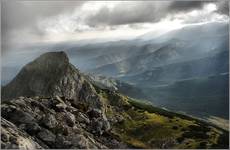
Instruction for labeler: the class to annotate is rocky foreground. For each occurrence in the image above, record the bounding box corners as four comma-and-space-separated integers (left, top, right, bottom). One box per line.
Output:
1, 95, 128, 149
1, 52, 229, 149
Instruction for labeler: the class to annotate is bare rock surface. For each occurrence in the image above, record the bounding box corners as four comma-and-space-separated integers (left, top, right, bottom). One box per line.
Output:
1, 96, 125, 149
2, 52, 103, 111
1, 117, 43, 149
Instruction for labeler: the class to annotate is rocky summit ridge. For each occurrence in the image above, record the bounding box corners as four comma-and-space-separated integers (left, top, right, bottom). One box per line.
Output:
1, 51, 124, 149
2, 52, 103, 110
1, 51, 229, 149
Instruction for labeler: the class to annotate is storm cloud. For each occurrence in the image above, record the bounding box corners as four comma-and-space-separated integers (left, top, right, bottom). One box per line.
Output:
2, 1, 228, 33
168, 1, 211, 12
86, 2, 166, 26
85, 1, 228, 27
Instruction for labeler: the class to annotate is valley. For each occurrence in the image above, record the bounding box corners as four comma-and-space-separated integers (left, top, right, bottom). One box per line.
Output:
2, 21, 229, 129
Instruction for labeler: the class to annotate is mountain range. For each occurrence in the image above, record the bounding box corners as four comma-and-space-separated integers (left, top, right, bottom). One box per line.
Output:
2, 21, 229, 125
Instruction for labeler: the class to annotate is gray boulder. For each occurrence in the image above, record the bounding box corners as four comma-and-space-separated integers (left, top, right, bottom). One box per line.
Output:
41, 113, 58, 129
1, 117, 43, 149
37, 129, 56, 144
77, 112, 90, 124
65, 112, 76, 127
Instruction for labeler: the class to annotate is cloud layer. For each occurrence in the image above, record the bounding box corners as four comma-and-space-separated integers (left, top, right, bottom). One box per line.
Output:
1, 0, 229, 54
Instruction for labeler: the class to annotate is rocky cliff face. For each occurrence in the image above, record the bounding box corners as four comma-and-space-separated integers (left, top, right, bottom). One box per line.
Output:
1, 52, 229, 149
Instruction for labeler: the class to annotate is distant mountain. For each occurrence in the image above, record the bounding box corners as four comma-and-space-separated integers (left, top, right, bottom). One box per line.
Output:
2, 22, 228, 83
120, 50, 229, 86
89, 22, 228, 77
2, 52, 228, 149
84, 73, 148, 100
139, 22, 228, 42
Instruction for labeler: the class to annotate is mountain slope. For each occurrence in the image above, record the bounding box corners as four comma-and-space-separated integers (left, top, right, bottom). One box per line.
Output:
87, 22, 229, 121
143, 73, 229, 119
84, 73, 148, 100
140, 22, 228, 42
1, 51, 229, 149
120, 50, 229, 86
2, 52, 104, 111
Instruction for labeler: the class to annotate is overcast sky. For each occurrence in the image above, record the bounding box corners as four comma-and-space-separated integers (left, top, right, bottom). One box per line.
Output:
1, 0, 229, 55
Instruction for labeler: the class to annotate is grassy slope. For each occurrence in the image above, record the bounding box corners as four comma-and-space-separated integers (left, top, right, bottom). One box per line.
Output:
95, 87, 229, 149
143, 74, 229, 119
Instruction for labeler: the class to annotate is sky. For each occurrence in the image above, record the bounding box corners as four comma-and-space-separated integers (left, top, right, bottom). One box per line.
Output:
1, 0, 229, 55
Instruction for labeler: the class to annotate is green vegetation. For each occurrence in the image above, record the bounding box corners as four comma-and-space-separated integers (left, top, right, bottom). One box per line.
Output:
95, 88, 229, 149
144, 73, 229, 120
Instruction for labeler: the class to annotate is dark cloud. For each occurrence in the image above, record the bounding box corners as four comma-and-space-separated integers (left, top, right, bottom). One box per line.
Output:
167, 1, 229, 15
2, 1, 228, 35
168, 1, 212, 12
215, 0, 229, 15
86, 2, 165, 26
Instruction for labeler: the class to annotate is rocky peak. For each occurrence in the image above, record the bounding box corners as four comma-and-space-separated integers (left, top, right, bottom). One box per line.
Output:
2, 51, 103, 110
2, 52, 68, 99
2, 52, 107, 132
24, 51, 69, 71
1, 51, 120, 149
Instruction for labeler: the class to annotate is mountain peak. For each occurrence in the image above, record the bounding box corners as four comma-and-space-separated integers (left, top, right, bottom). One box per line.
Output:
35, 51, 69, 62
2, 51, 72, 99
24, 51, 69, 71
2, 51, 101, 110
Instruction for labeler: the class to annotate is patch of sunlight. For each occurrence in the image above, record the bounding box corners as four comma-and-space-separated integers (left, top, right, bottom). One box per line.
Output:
207, 116, 229, 131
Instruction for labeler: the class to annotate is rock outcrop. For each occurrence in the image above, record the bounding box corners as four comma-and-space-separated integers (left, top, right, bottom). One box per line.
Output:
1, 96, 126, 149
1, 117, 42, 149
2, 52, 103, 111
1, 52, 111, 132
